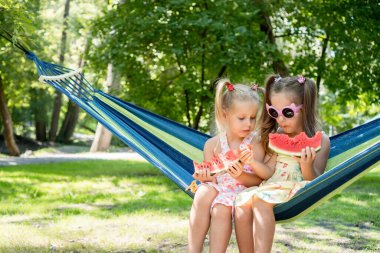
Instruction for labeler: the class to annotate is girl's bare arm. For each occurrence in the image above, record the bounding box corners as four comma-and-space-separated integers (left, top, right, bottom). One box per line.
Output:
246, 138, 276, 180
299, 133, 330, 180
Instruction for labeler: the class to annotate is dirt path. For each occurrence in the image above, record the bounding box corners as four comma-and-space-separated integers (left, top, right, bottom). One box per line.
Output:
0, 150, 146, 166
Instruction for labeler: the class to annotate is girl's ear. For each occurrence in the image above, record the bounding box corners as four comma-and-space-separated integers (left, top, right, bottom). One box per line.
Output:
222, 109, 228, 119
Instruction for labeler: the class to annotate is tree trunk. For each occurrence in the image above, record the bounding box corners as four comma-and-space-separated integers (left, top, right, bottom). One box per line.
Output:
35, 120, 47, 142
58, 35, 91, 143
316, 33, 329, 94
30, 87, 48, 142
184, 89, 192, 127
90, 63, 118, 152
255, 0, 289, 77
0, 76, 20, 156
192, 28, 207, 130
49, 0, 70, 142
89, 124, 113, 152
57, 100, 79, 143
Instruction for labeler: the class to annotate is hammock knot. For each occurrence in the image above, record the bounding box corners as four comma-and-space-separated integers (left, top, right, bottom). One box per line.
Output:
25, 51, 36, 61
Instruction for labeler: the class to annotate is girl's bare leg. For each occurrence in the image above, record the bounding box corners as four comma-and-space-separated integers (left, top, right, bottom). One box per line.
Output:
234, 204, 254, 253
188, 185, 218, 253
252, 196, 275, 253
209, 204, 232, 253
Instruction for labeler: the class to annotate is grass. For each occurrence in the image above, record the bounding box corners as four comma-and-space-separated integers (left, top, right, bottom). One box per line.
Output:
0, 160, 379, 252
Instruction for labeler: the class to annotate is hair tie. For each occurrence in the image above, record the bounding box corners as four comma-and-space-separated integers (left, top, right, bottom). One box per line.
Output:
297, 75, 306, 85
251, 83, 259, 91
274, 76, 282, 83
226, 82, 235, 91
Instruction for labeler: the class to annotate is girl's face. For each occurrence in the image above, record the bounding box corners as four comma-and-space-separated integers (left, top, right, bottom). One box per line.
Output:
269, 92, 303, 136
225, 100, 259, 138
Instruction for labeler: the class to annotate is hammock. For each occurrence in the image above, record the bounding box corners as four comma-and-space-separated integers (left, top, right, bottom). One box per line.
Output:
17, 51, 380, 222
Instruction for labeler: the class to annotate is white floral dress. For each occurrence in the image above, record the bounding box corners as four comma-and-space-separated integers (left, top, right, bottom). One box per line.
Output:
202, 131, 255, 210
235, 153, 309, 206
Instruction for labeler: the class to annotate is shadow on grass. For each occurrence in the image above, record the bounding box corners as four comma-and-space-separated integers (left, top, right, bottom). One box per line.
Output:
0, 180, 43, 201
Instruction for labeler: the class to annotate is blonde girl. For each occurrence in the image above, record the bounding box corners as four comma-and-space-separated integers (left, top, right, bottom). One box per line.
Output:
188, 79, 265, 253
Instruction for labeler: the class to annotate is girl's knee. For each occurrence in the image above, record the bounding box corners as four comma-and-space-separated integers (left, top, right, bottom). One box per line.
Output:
193, 185, 217, 208
211, 204, 232, 220
251, 196, 274, 211
194, 185, 216, 200
234, 205, 252, 223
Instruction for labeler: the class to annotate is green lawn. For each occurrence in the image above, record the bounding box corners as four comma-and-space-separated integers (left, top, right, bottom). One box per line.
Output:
0, 160, 379, 252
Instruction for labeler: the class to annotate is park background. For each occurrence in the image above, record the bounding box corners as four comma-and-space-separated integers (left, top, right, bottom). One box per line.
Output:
0, 0, 379, 252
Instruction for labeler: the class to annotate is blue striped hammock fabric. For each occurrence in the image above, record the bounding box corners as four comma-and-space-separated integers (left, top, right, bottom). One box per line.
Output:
27, 52, 380, 223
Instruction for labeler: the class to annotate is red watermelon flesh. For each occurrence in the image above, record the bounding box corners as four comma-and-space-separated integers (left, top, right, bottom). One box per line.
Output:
193, 148, 244, 176
193, 161, 202, 173
202, 162, 212, 173
193, 144, 254, 176
224, 149, 240, 162
269, 131, 322, 156
193, 158, 225, 176
211, 155, 226, 175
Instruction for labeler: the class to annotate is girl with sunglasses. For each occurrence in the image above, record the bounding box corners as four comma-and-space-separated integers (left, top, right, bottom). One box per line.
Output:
188, 79, 266, 253
233, 75, 331, 253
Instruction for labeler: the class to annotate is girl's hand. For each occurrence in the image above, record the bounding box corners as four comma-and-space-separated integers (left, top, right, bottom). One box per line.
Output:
227, 161, 244, 178
293, 146, 317, 168
239, 148, 254, 165
192, 168, 216, 183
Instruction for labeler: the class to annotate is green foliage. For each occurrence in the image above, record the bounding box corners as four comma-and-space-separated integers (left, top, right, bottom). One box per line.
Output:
0, 0, 47, 136
271, 1, 380, 131
89, 1, 274, 131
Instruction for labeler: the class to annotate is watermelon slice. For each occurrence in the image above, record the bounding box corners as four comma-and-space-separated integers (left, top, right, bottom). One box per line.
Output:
194, 159, 223, 176
269, 131, 322, 157
211, 155, 226, 175
193, 161, 202, 173
193, 148, 247, 176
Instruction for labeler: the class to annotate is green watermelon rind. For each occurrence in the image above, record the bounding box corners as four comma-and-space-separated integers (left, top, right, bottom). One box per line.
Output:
268, 131, 322, 157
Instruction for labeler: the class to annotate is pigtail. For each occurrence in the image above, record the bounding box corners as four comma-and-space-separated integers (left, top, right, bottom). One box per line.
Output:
260, 75, 279, 153
302, 78, 321, 136
214, 78, 229, 133
252, 84, 266, 97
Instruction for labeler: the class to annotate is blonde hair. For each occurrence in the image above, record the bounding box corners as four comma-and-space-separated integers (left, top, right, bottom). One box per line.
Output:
260, 75, 321, 153
214, 78, 264, 133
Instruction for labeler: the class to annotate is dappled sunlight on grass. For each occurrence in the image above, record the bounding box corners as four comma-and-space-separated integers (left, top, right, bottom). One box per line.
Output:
338, 196, 369, 207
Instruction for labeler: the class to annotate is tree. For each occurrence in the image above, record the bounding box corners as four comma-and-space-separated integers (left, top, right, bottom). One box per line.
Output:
254, 0, 289, 76
89, 1, 273, 132
90, 63, 119, 152
0, 0, 39, 155
0, 75, 19, 155
57, 35, 91, 143
49, 0, 71, 142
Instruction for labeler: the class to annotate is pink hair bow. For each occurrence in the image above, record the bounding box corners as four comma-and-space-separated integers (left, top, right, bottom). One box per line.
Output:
226, 82, 235, 91
251, 83, 258, 91
297, 75, 306, 84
